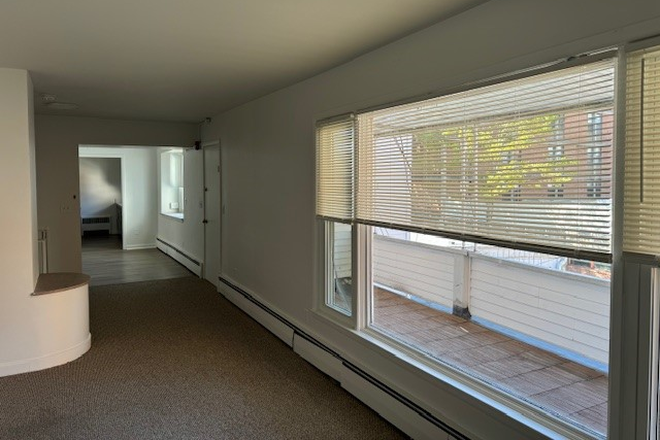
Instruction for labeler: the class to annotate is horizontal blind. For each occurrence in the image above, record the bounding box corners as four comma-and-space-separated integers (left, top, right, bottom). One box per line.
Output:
624, 46, 660, 256
357, 60, 615, 260
316, 116, 354, 221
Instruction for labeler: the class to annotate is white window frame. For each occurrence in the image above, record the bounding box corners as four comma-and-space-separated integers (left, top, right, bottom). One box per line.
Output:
316, 219, 358, 329
160, 148, 185, 221
315, 38, 660, 440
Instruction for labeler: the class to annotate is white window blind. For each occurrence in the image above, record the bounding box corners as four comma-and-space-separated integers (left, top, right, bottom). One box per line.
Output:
356, 60, 616, 260
624, 46, 660, 256
316, 116, 354, 221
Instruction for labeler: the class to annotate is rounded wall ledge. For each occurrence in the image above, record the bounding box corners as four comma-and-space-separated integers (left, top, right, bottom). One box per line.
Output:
0, 272, 91, 377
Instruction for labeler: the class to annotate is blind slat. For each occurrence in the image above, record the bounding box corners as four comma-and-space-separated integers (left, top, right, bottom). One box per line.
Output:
623, 47, 660, 256
357, 60, 615, 259
316, 116, 354, 220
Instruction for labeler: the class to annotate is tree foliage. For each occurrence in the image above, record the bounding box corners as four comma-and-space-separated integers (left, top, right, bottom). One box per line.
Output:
408, 113, 576, 203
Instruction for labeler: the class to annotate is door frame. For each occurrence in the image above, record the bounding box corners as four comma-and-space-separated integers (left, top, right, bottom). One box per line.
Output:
202, 140, 221, 286
78, 146, 127, 250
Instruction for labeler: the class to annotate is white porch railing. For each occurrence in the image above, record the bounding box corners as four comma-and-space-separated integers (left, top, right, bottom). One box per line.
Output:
372, 234, 610, 366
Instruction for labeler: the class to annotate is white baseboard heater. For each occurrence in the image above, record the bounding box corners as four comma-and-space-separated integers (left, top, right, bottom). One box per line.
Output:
156, 238, 203, 277
81, 216, 111, 235
218, 276, 466, 440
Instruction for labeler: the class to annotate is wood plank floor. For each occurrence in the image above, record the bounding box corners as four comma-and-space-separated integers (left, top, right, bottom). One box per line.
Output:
82, 236, 193, 286
372, 287, 608, 435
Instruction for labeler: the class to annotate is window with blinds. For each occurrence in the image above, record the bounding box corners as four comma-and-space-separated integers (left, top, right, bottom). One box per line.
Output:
624, 46, 660, 257
316, 116, 354, 222
356, 60, 616, 261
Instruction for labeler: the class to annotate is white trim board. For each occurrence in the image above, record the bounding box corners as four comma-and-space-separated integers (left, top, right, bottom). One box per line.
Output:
218, 276, 463, 440
156, 238, 203, 277
124, 243, 156, 250
0, 334, 91, 378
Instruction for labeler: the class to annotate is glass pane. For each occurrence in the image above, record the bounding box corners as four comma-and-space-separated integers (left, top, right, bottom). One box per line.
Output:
370, 227, 610, 436
160, 149, 185, 220
328, 221, 352, 315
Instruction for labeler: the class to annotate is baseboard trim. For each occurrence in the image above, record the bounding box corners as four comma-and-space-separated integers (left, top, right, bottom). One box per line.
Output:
218, 276, 467, 440
156, 238, 202, 277
124, 243, 157, 250
0, 333, 91, 378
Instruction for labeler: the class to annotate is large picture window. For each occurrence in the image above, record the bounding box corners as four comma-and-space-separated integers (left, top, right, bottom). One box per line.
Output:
317, 57, 619, 438
356, 60, 615, 261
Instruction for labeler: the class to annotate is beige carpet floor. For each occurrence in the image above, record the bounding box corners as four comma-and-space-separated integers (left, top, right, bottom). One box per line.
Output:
0, 277, 406, 439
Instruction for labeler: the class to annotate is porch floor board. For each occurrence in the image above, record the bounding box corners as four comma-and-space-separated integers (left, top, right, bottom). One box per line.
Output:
372, 287, 608, 435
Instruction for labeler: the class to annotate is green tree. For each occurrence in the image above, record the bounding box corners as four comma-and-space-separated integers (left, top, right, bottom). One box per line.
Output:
407, 113, 576, 215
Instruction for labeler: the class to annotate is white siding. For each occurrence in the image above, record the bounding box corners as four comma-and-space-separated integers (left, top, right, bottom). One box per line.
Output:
373, 235, 454, 308
334, 224, 352, 279
470, 258, 610, 364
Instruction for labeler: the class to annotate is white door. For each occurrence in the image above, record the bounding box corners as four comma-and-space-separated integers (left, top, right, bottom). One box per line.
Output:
203, 142, 221, 288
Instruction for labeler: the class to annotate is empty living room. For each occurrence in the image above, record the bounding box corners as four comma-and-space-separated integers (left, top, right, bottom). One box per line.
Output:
1, 1, 660, 439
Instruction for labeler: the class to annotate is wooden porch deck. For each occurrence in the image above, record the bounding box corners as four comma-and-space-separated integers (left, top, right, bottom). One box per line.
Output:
372, 287, 608, 435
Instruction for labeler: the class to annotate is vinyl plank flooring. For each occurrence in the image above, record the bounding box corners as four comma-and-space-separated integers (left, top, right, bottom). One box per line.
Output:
82, 236, 193, 286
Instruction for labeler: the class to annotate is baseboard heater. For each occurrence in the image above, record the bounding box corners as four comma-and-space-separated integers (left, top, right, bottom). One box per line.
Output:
218, 276, 468, 440
81, 216, 111, 235
156, 238, 203, 277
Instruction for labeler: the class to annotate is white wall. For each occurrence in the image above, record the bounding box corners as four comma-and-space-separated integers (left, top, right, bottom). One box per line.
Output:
0, 69, 37, 294
79, 157, 122, 234
79, 146, 159, 250
157, 146, 205, 264
35, 115, 197, 271
0, 67, 38, 325
201, 1, 660, 439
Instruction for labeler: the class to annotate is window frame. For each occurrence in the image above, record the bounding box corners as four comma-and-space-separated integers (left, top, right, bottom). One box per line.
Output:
159, 148, 185, 221
316, 219, 358, 329
314, 40, 660, 440
354, 58, 616, 263
613, 37, 660, 440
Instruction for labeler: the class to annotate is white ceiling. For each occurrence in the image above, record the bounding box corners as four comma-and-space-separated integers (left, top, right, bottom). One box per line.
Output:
0, 0, 483, 122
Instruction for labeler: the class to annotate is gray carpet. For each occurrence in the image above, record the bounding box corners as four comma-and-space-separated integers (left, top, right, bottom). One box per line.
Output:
0, 277, 406, 439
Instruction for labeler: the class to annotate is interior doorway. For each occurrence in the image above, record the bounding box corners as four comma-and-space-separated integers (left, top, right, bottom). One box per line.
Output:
79, 156, 123, 246
78, 145, 195, 286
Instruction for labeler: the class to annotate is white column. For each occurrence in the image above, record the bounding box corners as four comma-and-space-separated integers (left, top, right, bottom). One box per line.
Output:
452, 252, 471, 318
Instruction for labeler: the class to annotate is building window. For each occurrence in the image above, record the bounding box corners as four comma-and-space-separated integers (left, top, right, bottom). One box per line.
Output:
585, 111, 613, 199
160, 149, 185, 220
326, 221, 353, 316
547, 183, 565, 197
587, 112, 603, 141
316, 116, 355, 318
317, 57, 616, 437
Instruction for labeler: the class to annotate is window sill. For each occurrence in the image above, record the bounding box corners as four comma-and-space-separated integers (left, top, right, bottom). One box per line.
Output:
308, 308, 600, 440
161, 212, 184, 222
